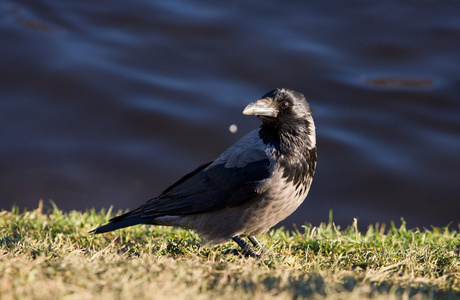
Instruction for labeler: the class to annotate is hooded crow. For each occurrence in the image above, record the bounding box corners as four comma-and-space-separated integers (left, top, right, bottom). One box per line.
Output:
91, 88, 316, 257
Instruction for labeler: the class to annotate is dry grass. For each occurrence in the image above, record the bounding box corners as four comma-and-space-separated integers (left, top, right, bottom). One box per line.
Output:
1, 203, 459, 299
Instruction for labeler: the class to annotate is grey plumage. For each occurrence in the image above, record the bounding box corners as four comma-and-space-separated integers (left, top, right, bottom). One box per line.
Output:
91, 88, 317, 257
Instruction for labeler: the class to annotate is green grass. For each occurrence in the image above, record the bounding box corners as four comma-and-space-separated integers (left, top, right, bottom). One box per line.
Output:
1, 203, 459, 300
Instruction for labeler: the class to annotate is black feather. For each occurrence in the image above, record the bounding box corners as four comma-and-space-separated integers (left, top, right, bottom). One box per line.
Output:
160, 161, 212, 195
90, 88, 316, 255
280, 147, 317, 187
89, 208, 143, 234
142, 158, 271, 216
91, 153, 271, 233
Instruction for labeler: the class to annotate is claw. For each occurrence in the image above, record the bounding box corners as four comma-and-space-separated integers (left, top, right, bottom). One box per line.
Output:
231, 236, 264, 258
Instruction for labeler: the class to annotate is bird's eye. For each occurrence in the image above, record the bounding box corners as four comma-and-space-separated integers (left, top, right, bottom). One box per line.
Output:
280, 101, 290, 109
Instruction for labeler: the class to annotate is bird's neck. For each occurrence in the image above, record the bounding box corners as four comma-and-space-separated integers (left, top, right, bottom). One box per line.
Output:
259, 121, 316, 156
259, 120, 317, 188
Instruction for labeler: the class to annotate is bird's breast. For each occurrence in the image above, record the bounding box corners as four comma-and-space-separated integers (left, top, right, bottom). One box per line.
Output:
242, 166, 313, 236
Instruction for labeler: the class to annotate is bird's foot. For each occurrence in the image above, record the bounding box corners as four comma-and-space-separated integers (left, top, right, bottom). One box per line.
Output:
231, 236, 265, 258
224, 247, 262, 258
241, 246, 263, 258
248, 236, 267, 254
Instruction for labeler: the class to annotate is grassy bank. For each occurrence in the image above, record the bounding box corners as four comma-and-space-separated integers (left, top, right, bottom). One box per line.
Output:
0, 203, 459, 299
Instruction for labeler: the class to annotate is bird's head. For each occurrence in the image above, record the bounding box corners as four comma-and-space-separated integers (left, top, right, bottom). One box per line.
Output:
243, 88, 312, 123
243, 88, 316, 150
243, 88, 315, 139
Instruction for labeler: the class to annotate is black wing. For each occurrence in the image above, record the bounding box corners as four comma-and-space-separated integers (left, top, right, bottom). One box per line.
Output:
141, 153, 271, 217
90, 131, 272, 234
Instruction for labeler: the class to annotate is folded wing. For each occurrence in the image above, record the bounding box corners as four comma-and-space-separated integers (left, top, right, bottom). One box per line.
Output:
91, 132, 272, 234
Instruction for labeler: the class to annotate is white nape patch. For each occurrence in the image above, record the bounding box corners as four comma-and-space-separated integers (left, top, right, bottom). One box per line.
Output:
229, 124, 238, 133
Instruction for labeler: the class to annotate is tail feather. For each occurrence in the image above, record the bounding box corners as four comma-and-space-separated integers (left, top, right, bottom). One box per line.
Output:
89, 210, 145, 234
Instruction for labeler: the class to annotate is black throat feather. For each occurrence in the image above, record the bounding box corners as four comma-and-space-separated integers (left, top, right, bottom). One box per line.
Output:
259, 121, 317, 188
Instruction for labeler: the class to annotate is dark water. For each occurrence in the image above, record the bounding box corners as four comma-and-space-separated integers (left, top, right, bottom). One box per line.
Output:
1, 0, 459, 230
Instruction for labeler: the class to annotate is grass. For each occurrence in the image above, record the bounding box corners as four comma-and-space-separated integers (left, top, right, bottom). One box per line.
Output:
0, 202, 459, 300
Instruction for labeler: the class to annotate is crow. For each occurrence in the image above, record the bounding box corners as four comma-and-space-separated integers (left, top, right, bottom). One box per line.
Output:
91, 88, 317, 257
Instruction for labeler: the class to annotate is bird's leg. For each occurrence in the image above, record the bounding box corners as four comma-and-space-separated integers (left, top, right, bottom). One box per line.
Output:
232, 236, 261, 258
248, 236, 267, 254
